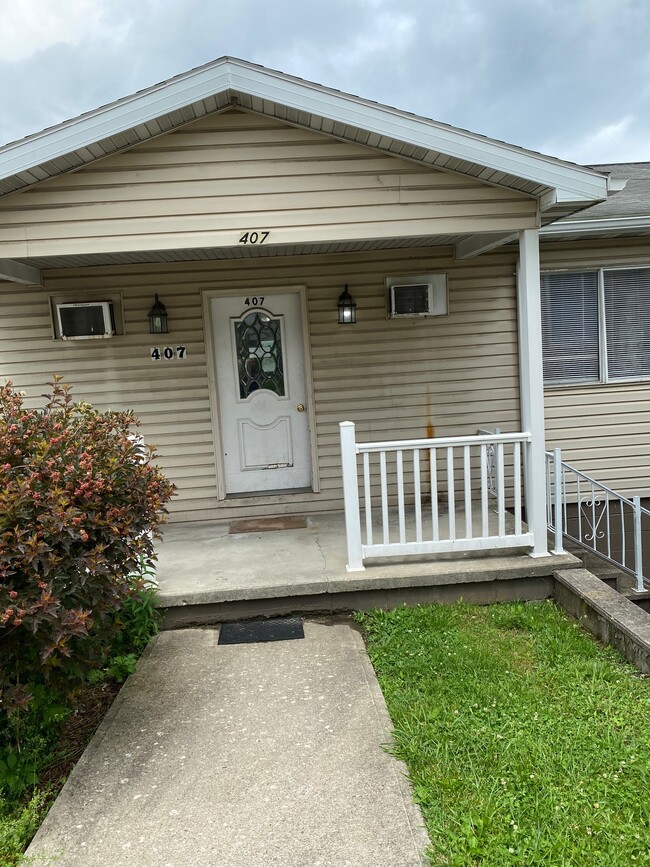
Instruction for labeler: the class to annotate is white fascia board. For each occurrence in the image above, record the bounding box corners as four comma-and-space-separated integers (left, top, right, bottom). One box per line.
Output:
0, 58, 609, 206
541, 215, 650, 235
539, 189, 557, 212
0, 64, 235, 180
0, 259, 42, 285
227, 65, 609, 203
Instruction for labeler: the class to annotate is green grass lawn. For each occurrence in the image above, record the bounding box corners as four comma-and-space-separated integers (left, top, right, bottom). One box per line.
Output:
358, 601, 650, 866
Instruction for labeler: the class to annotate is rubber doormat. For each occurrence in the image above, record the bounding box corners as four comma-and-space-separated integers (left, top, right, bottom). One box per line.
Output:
218, 615, 305, 645
229, 516, 307, 534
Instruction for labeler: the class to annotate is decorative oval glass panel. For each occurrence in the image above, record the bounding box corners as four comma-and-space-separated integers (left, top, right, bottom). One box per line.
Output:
234, 311, 285, 398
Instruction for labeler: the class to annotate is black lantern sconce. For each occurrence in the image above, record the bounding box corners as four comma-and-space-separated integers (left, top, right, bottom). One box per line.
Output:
337, 284, 357, 324
148, 294, 168, 334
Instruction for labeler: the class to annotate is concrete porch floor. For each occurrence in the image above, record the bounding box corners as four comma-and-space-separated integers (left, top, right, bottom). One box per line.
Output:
154, 510, 579, 626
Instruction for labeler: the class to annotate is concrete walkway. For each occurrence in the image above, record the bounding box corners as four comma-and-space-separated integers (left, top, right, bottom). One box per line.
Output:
26, 622, 429, 866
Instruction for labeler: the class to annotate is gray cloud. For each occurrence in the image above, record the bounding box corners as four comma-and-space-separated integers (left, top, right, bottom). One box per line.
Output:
1, 0, 649, 164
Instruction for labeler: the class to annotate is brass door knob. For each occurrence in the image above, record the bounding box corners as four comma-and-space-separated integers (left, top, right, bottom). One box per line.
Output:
296, 404, 305, 412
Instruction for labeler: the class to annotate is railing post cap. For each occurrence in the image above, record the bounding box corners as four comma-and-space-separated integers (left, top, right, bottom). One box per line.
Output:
339, 420, 355, 428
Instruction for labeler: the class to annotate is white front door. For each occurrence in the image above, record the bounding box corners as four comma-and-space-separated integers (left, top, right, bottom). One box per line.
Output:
211, 291, 312, 494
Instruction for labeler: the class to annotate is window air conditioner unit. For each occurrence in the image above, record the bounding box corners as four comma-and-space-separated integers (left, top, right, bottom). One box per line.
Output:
386, 273, 448, 318
56, 301, 116, 340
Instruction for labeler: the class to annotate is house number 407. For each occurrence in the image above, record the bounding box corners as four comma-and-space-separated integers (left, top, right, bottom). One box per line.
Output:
151, 346, 187, 360
239, 231, 269, 244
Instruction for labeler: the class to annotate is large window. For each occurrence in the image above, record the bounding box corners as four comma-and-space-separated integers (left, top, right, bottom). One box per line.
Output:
541, 266, 650, 385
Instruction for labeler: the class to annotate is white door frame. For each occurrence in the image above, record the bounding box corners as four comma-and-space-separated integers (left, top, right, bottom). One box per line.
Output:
202, 284, 320, 501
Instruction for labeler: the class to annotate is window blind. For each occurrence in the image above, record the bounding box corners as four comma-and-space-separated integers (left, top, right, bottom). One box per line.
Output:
604, 267, 650, 379
540, 272, 599, 383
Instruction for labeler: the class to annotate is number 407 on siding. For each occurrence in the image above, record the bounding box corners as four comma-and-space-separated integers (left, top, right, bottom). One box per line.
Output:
150, 346, 187, 360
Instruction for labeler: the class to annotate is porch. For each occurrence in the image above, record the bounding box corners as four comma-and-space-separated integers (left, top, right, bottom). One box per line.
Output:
154, 508, 578, 627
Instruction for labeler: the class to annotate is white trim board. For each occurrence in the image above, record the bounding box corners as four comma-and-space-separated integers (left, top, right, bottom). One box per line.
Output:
541, 215, 650, 236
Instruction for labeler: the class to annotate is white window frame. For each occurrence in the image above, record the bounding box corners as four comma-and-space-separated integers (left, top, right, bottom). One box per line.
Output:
542, 264, 650, 387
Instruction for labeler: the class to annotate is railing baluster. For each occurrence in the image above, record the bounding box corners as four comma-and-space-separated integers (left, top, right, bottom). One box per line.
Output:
413, 449, 422, 543
431, 447, 439, 542
363, 451, 373, 547
380, 450, 389, 545
576, 476, 582, 543
480, 443, 489, 538
552, 448, 564, 555
605, 496, 611, 559
621, 501, 626, 569
514, 441, 522, 536
497, 441, 505, 538
562, 463, 568, 535
447, 446, 456, 541
396, 449, 406, 544
633, 496, 644, 593
591, 483, 597, 551
464, 445, 472, 539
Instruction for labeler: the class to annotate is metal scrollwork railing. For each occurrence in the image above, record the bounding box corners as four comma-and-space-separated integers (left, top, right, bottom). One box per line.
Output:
546, 448, 649, 594
580, 494, 607, 543
477, 428, 500, 497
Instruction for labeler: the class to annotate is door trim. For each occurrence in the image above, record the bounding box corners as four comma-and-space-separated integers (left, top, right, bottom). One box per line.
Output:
202, 285, 319, 501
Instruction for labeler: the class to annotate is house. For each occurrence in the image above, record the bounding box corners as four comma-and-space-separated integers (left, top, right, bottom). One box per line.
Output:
0, 57, 634, 571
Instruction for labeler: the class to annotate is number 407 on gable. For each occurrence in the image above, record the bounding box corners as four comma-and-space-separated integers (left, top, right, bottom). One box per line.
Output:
150, 346, 187, 361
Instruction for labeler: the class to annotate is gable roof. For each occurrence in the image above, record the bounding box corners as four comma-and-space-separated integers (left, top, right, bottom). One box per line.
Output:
0, 56, 611, 224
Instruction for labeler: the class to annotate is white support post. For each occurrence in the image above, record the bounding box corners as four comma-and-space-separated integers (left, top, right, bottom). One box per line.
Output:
517, 228, 549, 557
339, 421, 365, 572
552, 448, 565, 555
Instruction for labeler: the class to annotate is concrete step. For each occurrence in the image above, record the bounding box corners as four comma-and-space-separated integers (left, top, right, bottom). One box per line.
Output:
621, 589, 650, 613
160, 551, 581, 628
563, 542, 650, 609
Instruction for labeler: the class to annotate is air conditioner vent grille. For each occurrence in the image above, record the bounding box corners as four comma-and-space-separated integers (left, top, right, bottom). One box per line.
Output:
386, 273, 448, 318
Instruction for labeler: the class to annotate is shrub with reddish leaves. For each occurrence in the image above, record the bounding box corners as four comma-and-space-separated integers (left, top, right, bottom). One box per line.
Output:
0, 378, 175, 715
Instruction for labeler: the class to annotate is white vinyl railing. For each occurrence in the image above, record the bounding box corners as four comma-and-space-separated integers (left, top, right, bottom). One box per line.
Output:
546, 449, 650, 593
340, 422, 533, 571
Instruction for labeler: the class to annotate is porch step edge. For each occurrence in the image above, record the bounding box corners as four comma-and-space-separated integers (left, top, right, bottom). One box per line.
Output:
156, 552, 580, 609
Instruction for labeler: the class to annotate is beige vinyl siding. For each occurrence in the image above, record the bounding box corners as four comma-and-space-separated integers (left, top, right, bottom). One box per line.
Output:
0, 110, 537, 259
542, 238, 650, 495
0, 245, 520, 521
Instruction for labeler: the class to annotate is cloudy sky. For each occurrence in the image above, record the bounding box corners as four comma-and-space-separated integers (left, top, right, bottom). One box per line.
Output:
1, 0, 648, 165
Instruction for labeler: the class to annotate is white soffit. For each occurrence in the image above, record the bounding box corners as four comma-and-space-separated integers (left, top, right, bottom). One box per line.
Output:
12, 234, 466, 271
0, 57, 610, 208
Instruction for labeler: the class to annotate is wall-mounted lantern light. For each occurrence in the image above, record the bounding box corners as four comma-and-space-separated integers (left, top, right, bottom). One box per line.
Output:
337, 284, 357, 324
148, 294, 168, 334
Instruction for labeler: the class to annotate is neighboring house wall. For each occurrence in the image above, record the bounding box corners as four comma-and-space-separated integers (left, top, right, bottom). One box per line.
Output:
0, 109, 538, 259
541, 237, 650, 495
0, 246, 520, 521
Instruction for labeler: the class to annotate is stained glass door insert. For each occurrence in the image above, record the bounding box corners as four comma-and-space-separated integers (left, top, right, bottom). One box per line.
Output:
234, 311, 285, 399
